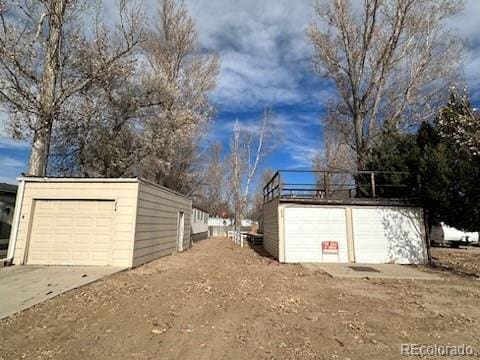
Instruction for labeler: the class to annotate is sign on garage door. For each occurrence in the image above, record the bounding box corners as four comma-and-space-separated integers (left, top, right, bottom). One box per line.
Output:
27, 200, 115, 266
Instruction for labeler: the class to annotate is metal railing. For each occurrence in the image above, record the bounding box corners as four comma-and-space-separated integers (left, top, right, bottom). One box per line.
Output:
263, 170, 420, 203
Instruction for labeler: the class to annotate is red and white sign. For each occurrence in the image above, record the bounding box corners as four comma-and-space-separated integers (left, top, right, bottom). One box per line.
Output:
322, 241, 339, 254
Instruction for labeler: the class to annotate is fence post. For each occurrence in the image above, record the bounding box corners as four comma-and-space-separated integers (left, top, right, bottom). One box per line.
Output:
370, 172, 376, 197
323, 172, 328, 198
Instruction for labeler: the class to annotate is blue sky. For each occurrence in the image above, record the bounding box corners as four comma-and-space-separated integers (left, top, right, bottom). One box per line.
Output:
1, 0, 480, 184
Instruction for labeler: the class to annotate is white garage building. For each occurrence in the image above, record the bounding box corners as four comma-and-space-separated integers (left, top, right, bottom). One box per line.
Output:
263, 171, 428, 265
7, 177, 192, 268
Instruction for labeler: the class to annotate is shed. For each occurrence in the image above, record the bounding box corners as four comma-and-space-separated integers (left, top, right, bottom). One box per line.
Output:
263, 171, 428, 265
7, 177, 192, 268
191, 206, 209, 242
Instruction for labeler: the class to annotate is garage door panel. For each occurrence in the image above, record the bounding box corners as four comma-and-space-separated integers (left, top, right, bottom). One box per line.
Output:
97, 201, 115, 211
76, 216, 93, 226
352, 208, 426, 264
96, 217, 114, 228
93, 234, 110, 245
78, 201, 102, 210
27, 200, 115, 266
284, 207, 348, 263
36, 201, 54, 210
59, 201, 75, 210
71, 251, 89, 261
31, 233, 50, 244
53, 233, 71, 244
92, 251, 109, 261
29, 250, 48, 261
74, 233, 91, 244
50, 250, 70, 261
34, 216, 53, 229
55, 216, 74, 227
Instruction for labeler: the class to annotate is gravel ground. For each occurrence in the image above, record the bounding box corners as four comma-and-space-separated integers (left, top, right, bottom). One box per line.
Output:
1, 237, 479, 360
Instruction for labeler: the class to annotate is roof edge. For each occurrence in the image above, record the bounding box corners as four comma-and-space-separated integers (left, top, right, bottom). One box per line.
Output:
17, 176, 139, 183
16, 176, 192, 201
278, 198, 422, 207
137, 177, 192, 201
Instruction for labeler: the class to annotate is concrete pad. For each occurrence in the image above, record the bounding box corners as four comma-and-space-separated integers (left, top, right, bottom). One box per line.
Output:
0, 265, 125, 319
303, 263, 442, 280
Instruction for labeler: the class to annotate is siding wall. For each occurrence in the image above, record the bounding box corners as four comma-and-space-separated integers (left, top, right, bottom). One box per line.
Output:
263, 198, 280, 259
12, 181, 138, 267
133, 181, 192, 267
191, 208, 209, 235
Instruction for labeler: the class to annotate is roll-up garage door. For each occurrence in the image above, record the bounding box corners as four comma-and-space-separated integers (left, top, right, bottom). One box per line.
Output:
27, 200, 115, 266
284, 207, 348, 263
352, 207, 426, 264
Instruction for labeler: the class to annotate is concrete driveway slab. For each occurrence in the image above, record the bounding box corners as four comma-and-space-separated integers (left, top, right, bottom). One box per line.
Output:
0, 266, 125, 319
303, 263, 443, 280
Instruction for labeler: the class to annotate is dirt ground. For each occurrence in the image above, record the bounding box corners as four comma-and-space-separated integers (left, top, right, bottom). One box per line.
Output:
431, 246, 480, 278
1, 238, 480, 360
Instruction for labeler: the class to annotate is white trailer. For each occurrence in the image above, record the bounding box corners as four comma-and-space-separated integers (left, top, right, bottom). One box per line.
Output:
430, 223, 479, 247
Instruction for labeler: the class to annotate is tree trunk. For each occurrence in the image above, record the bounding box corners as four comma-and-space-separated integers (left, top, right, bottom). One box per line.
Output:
28, 0, 66, 176
28, 117, 53, 176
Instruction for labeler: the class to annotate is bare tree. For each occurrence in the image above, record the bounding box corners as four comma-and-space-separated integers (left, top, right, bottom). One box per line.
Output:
0, 0, 144, 176
49, 56, 141, 177
315, 107, 356, 173
313, 106, 356, 197
138, 0, 220, 194
227, 109, 279, 233
308, 0, 464, 169
249, 168, 275, 223
195, 142, 226, 215
30, 0, 219, 190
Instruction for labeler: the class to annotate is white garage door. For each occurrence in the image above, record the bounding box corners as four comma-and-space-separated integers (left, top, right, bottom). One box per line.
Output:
352, 207, 426, 264
27, 200, 115, 266
284, 207, 348, 263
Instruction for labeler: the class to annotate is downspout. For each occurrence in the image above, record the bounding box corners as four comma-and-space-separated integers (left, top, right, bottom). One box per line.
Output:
1, 179, 26, 265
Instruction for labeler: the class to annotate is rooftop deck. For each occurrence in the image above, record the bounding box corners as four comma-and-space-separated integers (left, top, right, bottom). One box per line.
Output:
263, 170, 421, 206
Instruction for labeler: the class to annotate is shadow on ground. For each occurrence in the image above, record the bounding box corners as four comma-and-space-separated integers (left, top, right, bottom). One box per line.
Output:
246, 241, 277, 261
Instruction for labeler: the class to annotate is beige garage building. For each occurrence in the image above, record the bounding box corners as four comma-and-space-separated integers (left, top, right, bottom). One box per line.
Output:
7, 177, 192, 268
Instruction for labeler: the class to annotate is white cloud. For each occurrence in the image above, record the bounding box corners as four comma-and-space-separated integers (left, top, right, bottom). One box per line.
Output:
279, 116, 321, 169
103, 0, 480, 111
183, 0, 319, 110
285, 142, 319, 168
449, 0, 480, 93
0, 137, 29, 150
186, 0, 480, 110
0, 156, 24, 168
